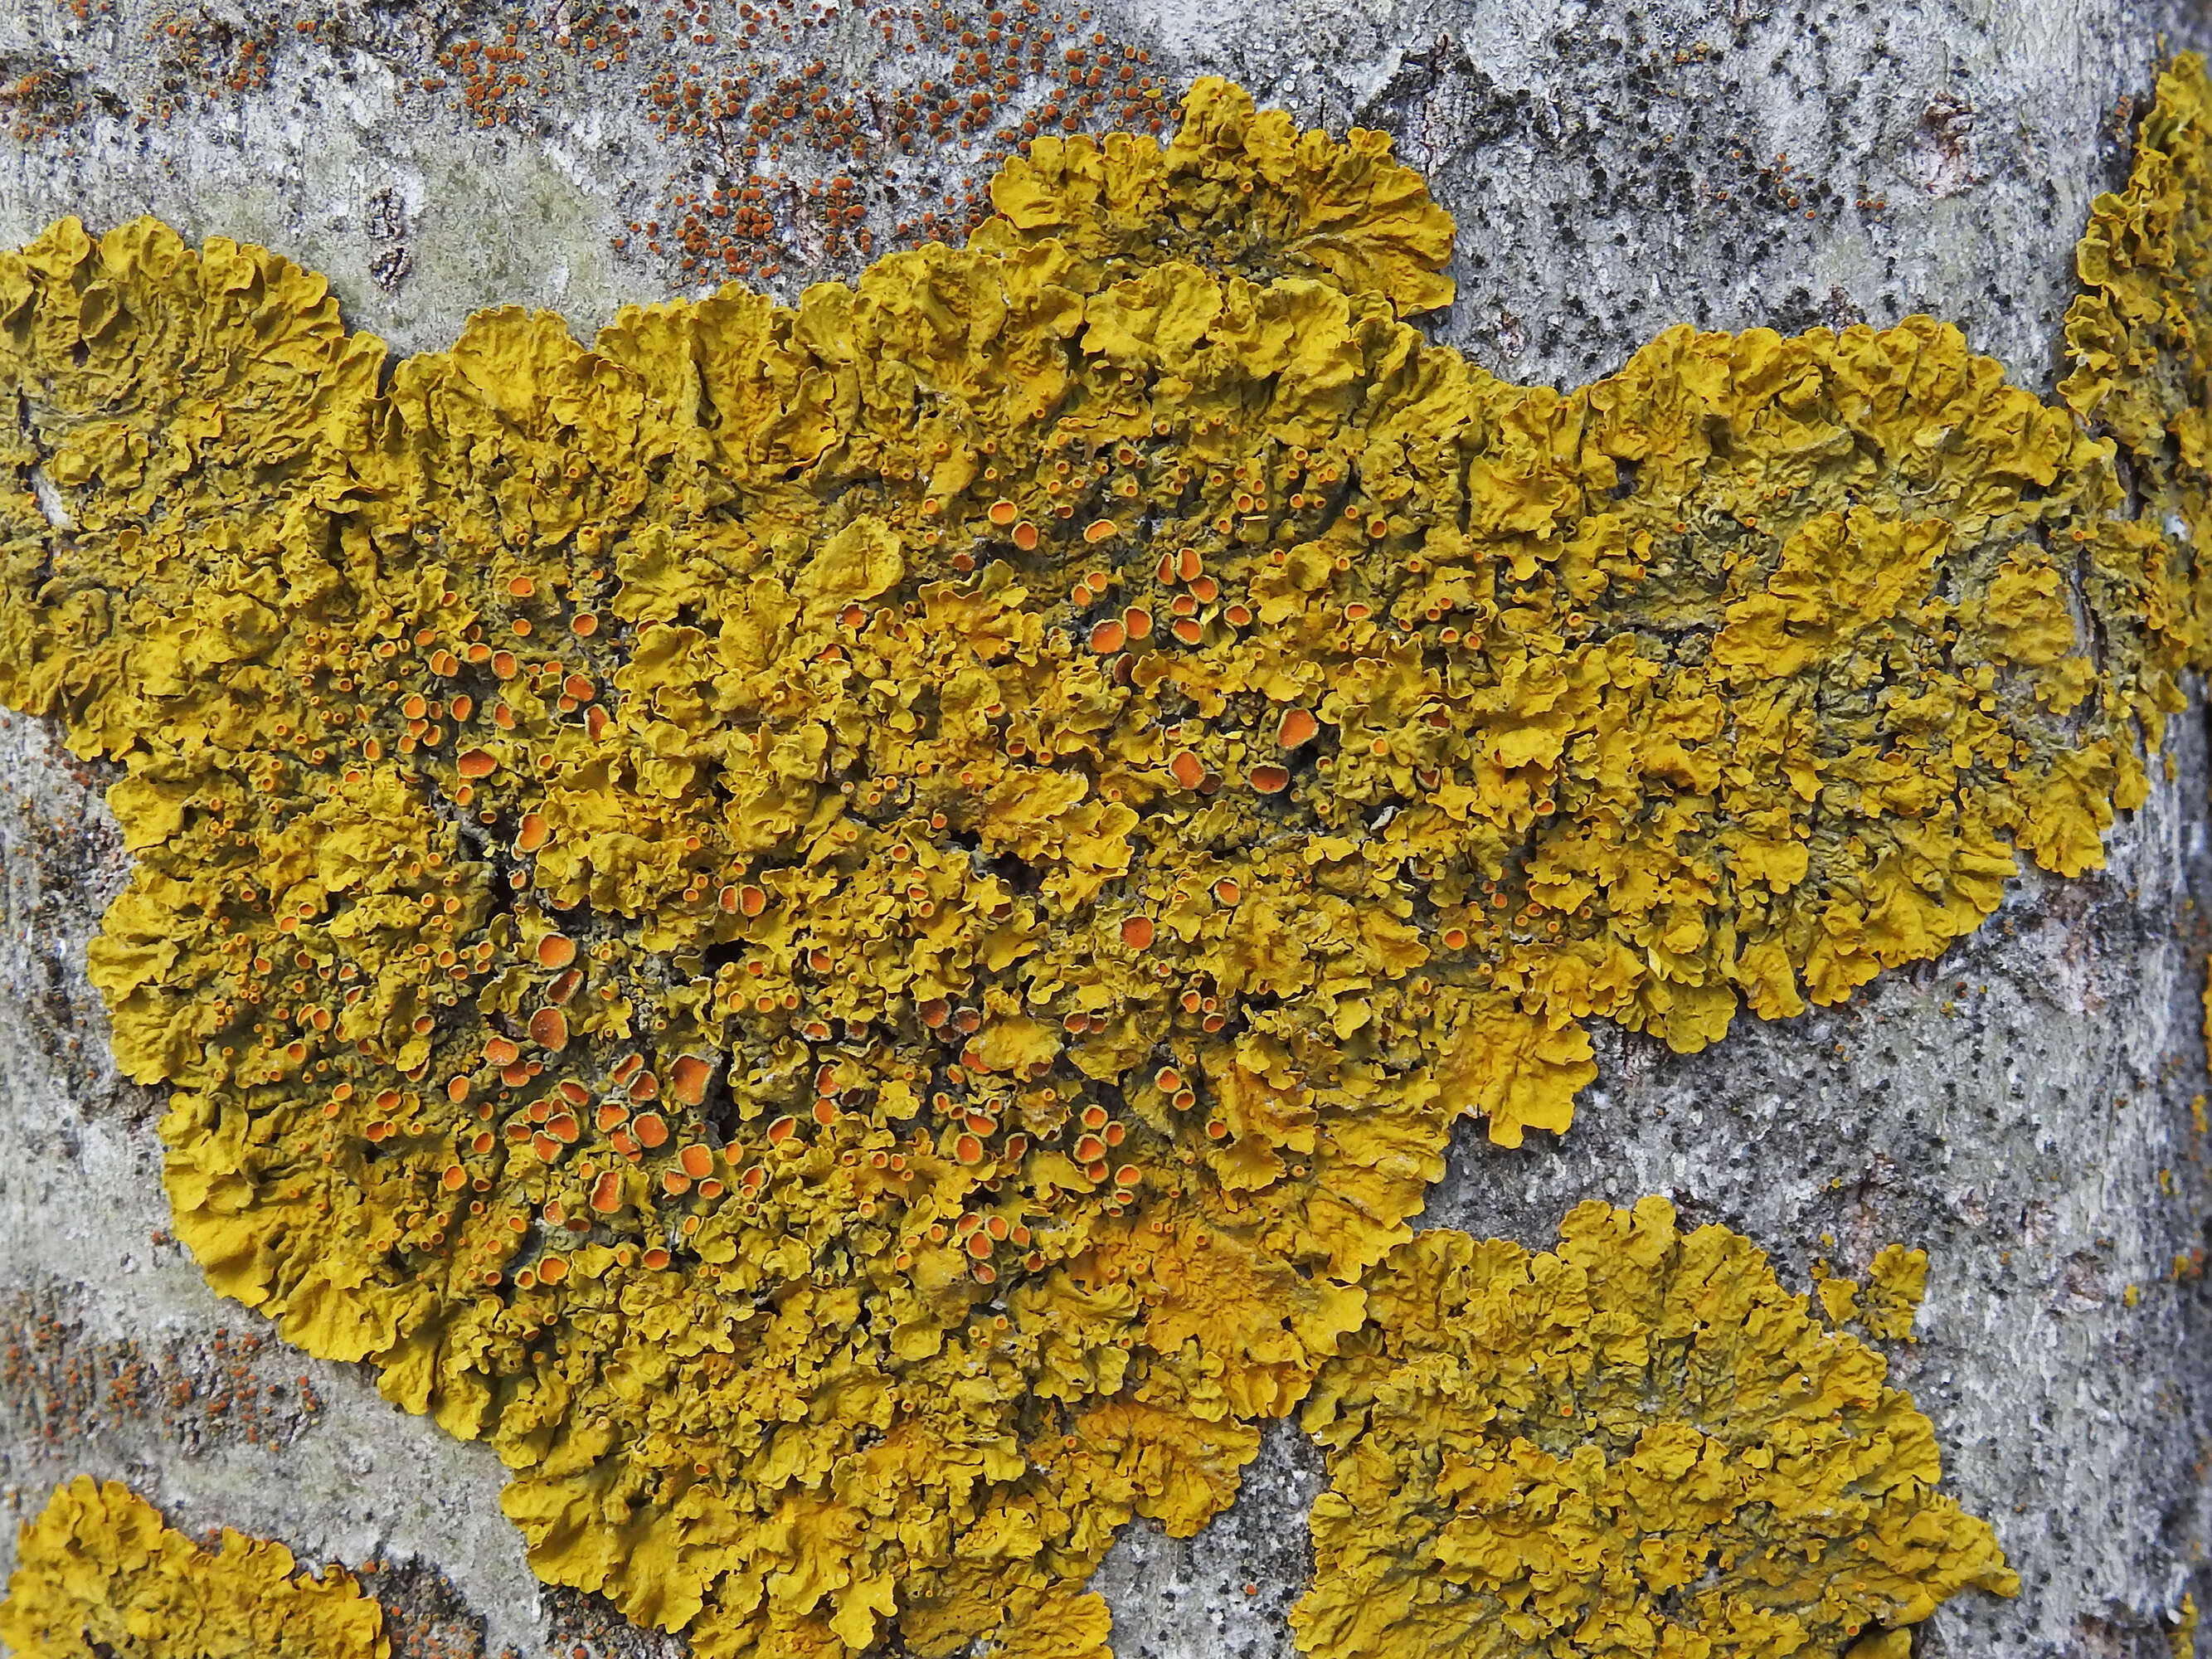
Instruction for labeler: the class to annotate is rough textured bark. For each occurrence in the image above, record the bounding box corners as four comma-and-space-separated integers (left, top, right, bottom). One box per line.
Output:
0, 2, 2209, 1657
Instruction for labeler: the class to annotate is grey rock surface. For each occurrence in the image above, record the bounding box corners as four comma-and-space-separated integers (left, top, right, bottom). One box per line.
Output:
1, 1, 2210, 1657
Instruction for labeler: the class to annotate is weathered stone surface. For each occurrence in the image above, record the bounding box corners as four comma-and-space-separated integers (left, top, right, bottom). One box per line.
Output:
1, 2, 2209, 1656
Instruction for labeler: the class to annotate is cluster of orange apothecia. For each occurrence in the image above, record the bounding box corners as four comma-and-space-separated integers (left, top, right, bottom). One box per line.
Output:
24, 0, 1172, 286
436, 0, 1176, 276
2, 1301, 326, 1453
4, 51, 2212, 1659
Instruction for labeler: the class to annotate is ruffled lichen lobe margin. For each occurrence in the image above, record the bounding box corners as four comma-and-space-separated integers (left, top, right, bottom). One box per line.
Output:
0, 1477, 386, 1659
5, 49, 2210, 1659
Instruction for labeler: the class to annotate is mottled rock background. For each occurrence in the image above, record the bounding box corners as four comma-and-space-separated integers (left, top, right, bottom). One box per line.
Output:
2, 2, 2210, 1656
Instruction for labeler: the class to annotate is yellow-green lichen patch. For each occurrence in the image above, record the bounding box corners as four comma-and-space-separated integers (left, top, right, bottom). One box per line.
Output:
1292, 1202, 2016, 1659
2064, 52, 2212, 741
1814, 1242, 1929, 1340
0, 59, 2204, 1659
0, 90, 1466, 1658
981, 82, 1456, 312
1860, 1243, 1931, 1340
0, 1477, 386, 1659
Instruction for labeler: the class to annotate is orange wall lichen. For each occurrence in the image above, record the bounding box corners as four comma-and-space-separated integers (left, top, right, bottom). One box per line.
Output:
1812, 1240, 1929, 1341
2, 50, 2209, 1659
1293, 1203, 2015, 1659
0, 1477, 386, 1659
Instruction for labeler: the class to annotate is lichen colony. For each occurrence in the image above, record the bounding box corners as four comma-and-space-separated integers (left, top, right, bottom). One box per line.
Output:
1294, 1203, 2013, 1659
0, 1477, 386, 1659
6, 49, 2212, 1659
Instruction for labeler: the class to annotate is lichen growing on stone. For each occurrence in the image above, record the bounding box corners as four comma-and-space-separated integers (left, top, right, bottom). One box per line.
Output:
0, 1476, 386, 1659
1291, 1201, 2017, 1659
0, 56, 2204, 1657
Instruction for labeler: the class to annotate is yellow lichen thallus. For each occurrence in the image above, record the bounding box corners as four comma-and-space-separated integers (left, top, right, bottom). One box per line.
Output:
5, 53, 2210, 1658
